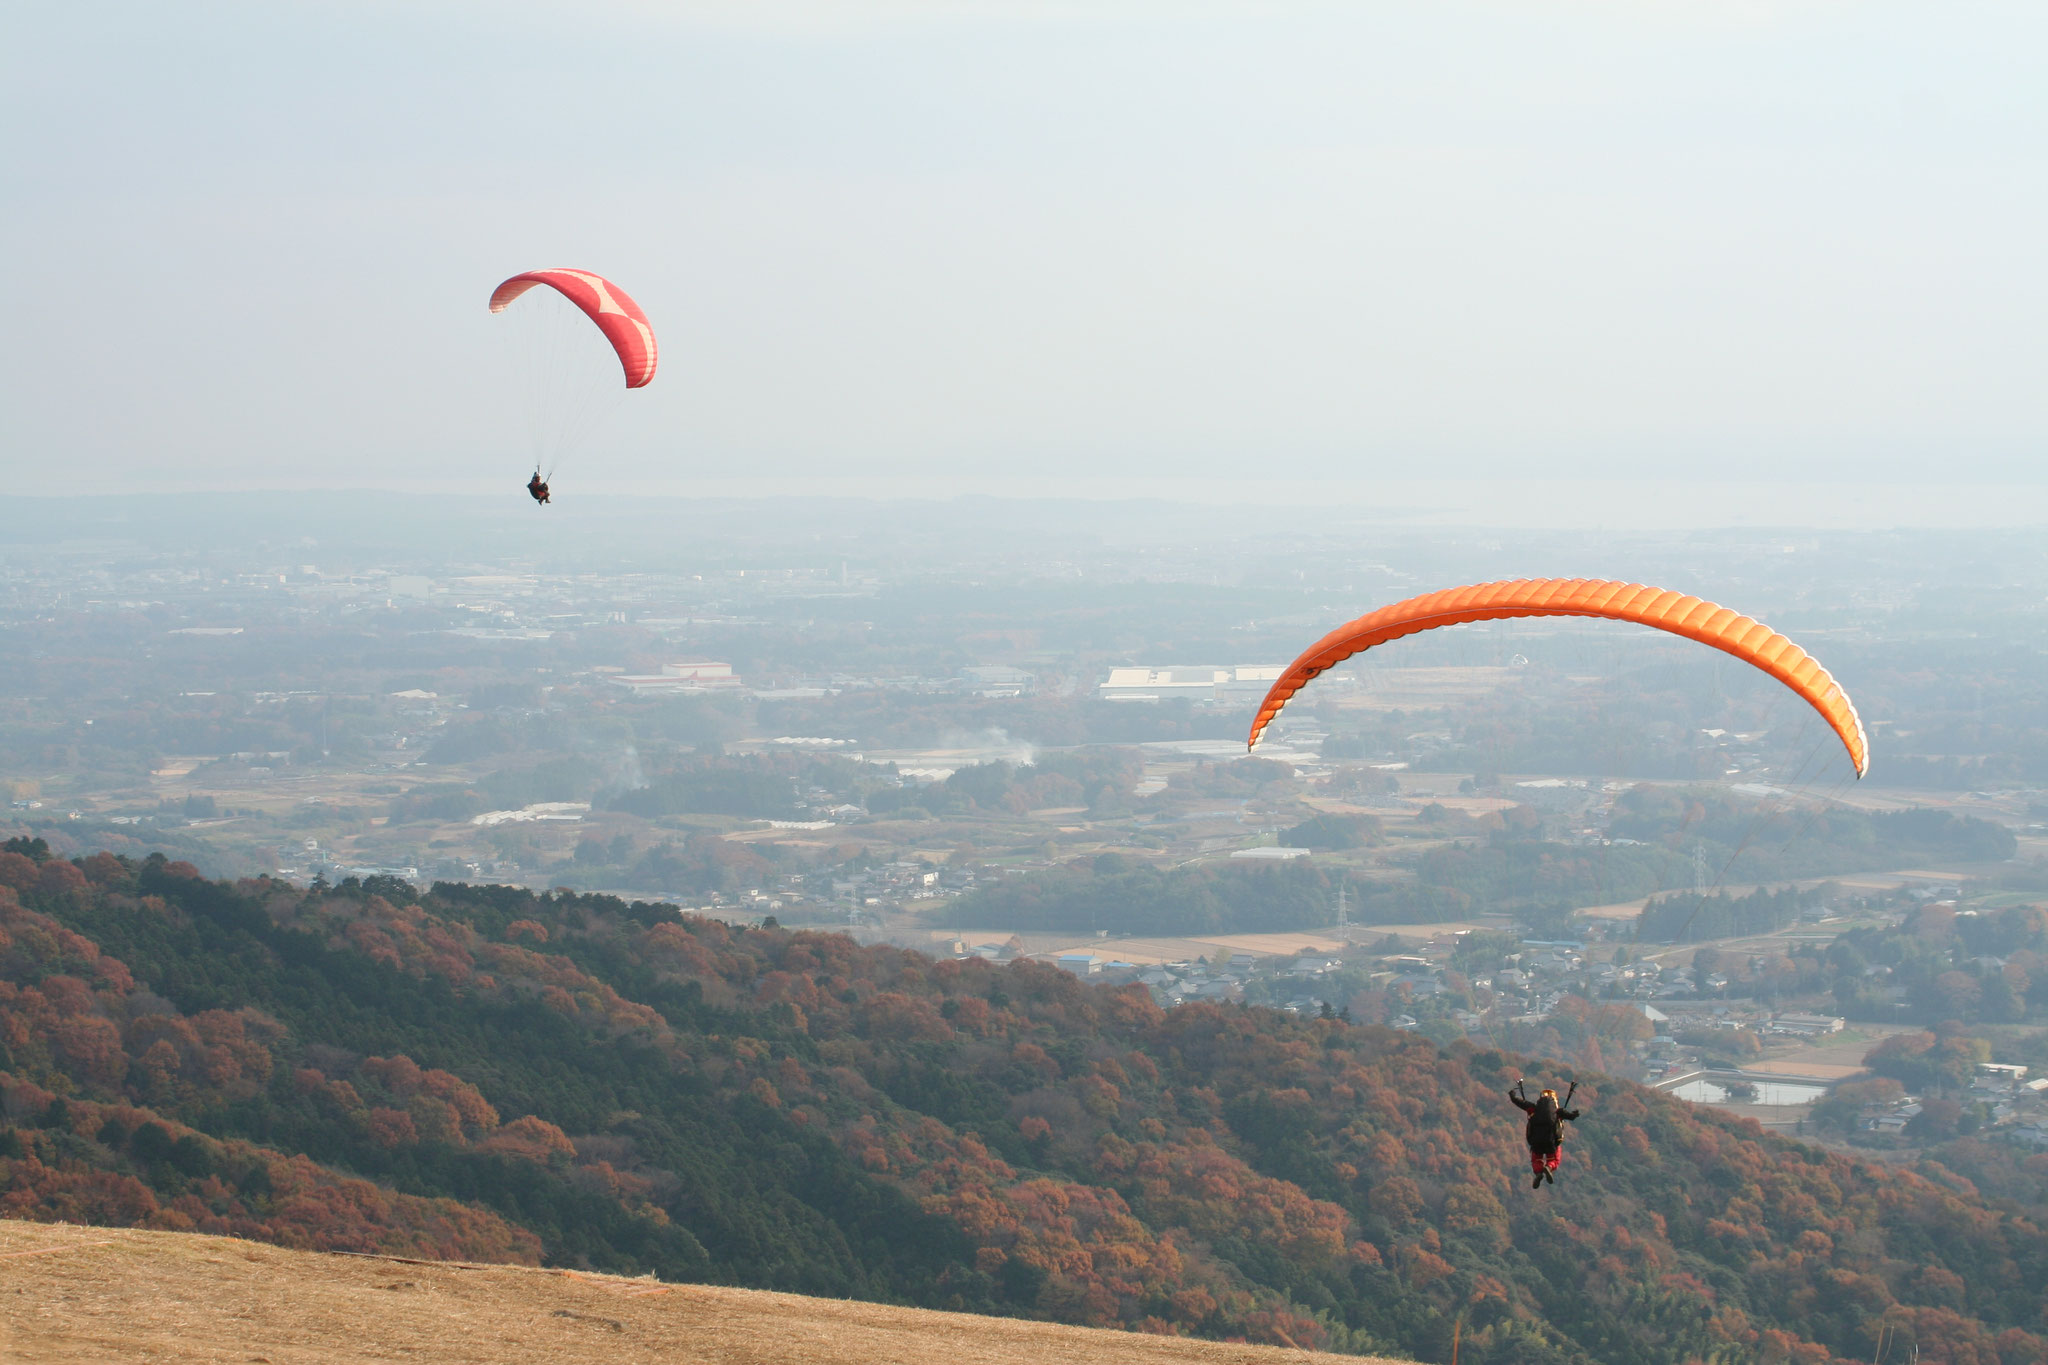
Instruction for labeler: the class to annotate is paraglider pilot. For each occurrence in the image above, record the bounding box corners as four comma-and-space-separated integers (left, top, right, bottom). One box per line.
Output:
1510, 1079, 1578, 1188
526, 471, 550, 505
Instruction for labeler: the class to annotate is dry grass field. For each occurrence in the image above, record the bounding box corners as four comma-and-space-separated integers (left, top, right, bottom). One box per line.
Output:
0, 1219, 1407, 1365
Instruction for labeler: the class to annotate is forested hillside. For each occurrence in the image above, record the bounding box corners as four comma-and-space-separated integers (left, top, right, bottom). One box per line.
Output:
6, 850, 2048, 1365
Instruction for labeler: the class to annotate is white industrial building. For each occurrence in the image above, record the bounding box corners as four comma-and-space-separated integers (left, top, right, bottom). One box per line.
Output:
608, 661, 744, 695
1099, 665, 1282, 703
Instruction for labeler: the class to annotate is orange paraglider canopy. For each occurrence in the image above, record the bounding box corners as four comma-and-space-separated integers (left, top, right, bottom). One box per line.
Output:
1246, 578, 1869, 777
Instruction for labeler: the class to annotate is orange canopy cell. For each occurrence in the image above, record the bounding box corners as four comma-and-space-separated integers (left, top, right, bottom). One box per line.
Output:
1246, 578, 1868, 778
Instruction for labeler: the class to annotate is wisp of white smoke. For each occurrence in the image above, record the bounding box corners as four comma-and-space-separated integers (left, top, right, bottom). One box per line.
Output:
938, 727, 1038, 768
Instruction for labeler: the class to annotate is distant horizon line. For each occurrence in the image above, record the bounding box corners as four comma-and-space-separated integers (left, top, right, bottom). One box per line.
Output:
14, 480, 2048, 532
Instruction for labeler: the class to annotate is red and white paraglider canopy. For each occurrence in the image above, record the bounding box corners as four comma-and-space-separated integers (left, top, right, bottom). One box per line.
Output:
489, 268, 658, 389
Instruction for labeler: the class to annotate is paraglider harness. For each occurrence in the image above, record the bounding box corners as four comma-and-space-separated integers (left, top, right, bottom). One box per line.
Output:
526, 470, 550, 505
1510, 1079, 1578, 1188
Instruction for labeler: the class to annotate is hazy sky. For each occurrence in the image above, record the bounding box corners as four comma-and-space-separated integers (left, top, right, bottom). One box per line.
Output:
6, 1, 2045, 518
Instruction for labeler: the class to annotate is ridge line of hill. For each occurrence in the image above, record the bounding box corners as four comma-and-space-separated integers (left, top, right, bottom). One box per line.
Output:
0, 1219, 1409, 1365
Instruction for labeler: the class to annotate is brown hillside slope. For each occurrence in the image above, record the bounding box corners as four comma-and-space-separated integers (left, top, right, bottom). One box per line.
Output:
0, 1219, 1408, 1365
